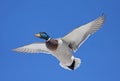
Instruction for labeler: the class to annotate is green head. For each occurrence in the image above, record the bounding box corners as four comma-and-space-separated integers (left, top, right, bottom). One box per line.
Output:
35, 32, 50, 40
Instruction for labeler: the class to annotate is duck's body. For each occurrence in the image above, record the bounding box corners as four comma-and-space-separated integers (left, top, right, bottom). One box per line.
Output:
13, 14, 105, 70
50, 39, 80, 70
44, 38, 80, 70
51, 39, 73, 67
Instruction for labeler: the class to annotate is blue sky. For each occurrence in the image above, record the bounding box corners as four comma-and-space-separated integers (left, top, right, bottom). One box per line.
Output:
0, 0, 120, 81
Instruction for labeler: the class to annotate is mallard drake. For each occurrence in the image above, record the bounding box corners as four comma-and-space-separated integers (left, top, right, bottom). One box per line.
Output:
13, 14, 105, 70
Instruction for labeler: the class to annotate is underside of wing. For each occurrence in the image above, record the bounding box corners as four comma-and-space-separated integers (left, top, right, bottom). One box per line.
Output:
13, 43, 51, 54
62, 14, 105, 51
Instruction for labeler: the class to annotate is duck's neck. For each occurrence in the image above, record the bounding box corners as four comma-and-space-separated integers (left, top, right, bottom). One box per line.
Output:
46, 38, 51, 41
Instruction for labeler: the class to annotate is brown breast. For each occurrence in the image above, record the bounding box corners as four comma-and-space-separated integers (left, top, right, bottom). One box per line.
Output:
46, 39, 58, 51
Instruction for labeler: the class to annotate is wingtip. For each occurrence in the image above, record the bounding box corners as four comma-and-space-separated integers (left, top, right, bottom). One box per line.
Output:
101, 13, 106, 24
12, 48, 20, 53
101, 13, 105, 16
96, 13, 106, 22
97, 13, 106, 24
101, 13, 106, 20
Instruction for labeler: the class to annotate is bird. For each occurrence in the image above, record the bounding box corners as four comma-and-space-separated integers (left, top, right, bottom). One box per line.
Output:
13, 14, 105, 70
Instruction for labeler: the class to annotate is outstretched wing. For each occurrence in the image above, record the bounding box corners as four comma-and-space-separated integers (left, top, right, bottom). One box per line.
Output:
13, 43, 51, 54
62, 15, 105, 51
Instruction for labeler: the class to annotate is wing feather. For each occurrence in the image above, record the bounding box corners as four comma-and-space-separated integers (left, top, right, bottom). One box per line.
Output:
13, 43, 51, 54
62, 15, 105, 51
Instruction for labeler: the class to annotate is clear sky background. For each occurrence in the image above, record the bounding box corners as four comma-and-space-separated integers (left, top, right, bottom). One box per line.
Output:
0, 0, 120, 81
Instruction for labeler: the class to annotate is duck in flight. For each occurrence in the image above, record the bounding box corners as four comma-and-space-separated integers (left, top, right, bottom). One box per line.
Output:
13, 14, 105, 70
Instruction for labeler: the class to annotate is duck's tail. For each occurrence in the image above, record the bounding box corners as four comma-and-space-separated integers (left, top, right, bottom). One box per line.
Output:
60, 57, 81, 70
73, 57, 81, 70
